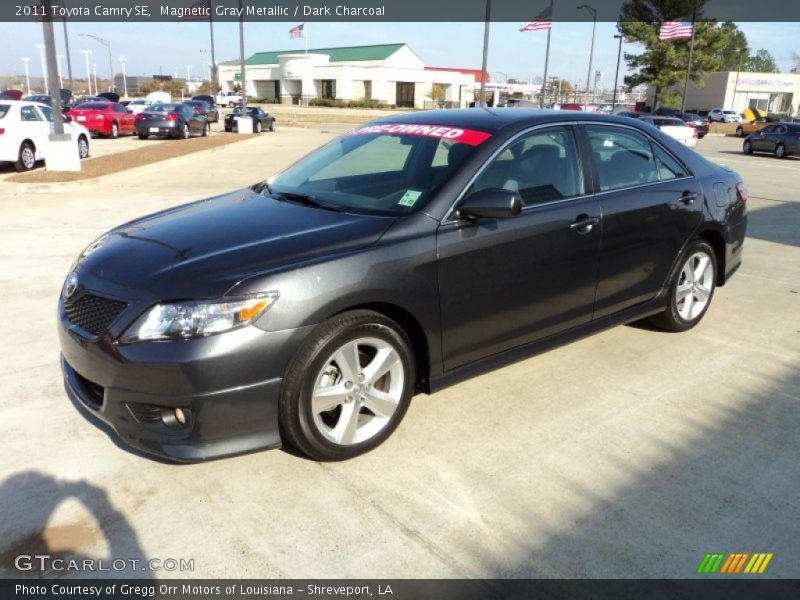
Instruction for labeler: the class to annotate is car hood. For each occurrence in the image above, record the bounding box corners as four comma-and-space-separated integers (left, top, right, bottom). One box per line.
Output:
78, 188, 396, 300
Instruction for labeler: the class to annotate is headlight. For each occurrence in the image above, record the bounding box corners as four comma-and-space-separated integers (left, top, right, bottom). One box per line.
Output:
120, 293, 278, 343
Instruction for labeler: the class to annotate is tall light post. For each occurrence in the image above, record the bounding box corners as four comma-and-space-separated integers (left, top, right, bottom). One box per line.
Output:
577, 4, 597, 111
187, 64, 192, 84
612, 34, 623, 108
92, 63, 98, 94
20, 57, 32, 93
119, 56, 128, 98
56, 54, 64, 89
80, 49, 92, 94
35, 44, 48, 94
79, 33, 114, 92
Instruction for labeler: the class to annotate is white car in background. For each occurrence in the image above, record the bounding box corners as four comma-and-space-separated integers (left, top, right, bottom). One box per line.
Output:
708, 108, 742, 124
126, 99, 152, 115
0, 100, 91, 171
639, 116, 698, 148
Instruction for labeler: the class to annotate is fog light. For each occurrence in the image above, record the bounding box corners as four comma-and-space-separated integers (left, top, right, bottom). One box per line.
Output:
174, 407, 187, 425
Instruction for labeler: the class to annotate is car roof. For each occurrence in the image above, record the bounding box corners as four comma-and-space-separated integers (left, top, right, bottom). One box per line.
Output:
369, 108, 655, 133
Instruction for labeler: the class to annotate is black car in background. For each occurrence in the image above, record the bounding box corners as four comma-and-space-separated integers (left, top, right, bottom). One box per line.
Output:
183, 99, 220, 123
224, 106, 276, 133
743, 122, 800, 158
58, 110, 747, 462
678, 112, 709, 139
192, 94, 216, 106
135, 102, 210, 139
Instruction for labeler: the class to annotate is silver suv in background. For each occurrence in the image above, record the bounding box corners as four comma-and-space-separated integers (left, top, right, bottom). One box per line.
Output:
708, 108, 742, 124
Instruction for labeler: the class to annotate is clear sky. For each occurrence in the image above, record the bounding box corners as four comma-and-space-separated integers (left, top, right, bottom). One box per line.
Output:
0, 20, 796, 89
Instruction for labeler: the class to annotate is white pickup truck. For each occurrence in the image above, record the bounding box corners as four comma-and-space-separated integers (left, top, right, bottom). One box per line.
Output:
216, 91, 243, 107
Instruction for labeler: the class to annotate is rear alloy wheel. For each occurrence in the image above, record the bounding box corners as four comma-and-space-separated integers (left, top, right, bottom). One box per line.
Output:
180, 123, 189, 139
15, 142, 36, 172
735, 126, 744, 138
77, 135, 90, 159
649, 239, 716, 332
743, 140, 753, 155
137, 133, 148, 140
254, 120, 262, 133
110, 122, 119, 139
269, 119, 276, 132
202, 122, 210, 137
280, 310, 415, 461
775, 143, 787, 159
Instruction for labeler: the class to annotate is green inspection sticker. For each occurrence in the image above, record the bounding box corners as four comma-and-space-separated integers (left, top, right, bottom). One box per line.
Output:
398, 189, 422, 207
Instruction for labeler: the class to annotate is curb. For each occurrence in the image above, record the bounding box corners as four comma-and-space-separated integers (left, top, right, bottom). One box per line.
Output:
1, 134, 265, 194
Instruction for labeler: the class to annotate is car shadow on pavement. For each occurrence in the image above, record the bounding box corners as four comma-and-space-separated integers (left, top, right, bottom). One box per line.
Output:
746, 201, 800, 248
471, 364, 800, 579
0, 471, 151, 579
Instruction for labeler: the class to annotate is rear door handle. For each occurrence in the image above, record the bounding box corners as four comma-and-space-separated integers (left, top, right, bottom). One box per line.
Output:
680, 191, 699, 205
570, 215, 600, 234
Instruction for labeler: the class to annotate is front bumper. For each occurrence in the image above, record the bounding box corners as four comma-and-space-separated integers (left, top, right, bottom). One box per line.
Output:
58, 274, 314, 462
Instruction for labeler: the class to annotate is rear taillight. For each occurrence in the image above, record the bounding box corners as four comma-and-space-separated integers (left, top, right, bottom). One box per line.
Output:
735, 182, 748, 205
0, 128, 4, 135
194, 107, 202, 114
135, 114, 144, 120
166, 113, 178, 121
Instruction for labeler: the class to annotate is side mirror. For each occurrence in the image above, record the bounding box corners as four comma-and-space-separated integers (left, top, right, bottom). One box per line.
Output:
458, 188, 523, 220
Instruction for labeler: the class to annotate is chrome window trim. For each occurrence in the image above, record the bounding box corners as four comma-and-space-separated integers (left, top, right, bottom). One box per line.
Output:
442, 120, 694, 224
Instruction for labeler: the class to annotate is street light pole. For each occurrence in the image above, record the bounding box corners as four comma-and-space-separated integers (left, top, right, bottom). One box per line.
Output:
56, 54, 64, 89
80, 49, 92, 94
21, 57, 32, 93
577, 4, 597, 111
612, 34, 623, 108
35, 44, 48, 94
119, 56, 128, 98
79, 33, 113, 92
92, 63, 98, 94
479, 0, 491, 108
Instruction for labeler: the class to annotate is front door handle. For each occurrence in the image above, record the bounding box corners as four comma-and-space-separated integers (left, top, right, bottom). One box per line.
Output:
680, 191, 699, 205
570, 215, 600, 234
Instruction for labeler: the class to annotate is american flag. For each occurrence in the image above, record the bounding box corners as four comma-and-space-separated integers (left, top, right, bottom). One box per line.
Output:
289, 24, 305, 38
519, 6, 552, 32
178, 0, 211, 22
659, 17, 694, 40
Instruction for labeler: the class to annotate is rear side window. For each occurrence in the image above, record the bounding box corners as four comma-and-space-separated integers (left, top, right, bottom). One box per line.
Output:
20, 105, 42, 121
651, 143, 689, 180
0, 104, 9, 119
586, 125, 659, 192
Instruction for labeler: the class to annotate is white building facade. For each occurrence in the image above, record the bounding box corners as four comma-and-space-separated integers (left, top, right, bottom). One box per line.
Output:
216, 43, 478, 108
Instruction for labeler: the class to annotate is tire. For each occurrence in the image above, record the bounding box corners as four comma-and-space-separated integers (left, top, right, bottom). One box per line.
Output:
254, 120, 262, 133
743, 139, 752, 155
110, 122, 118, 139
775, 143, 787, 159
77, 135, 90, 159
202, 122, 210, 137
179, 123, 189, 139
280, 310, 416, 461
224, 126, 231, 132
735, 126, 744, 138
14, 141, 36, 172
269, 119, 276, 132
648, 239, 716, 333
138, 133, 148, 140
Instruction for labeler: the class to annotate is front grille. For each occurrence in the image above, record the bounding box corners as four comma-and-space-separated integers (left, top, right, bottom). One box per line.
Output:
65, 294, 128, 336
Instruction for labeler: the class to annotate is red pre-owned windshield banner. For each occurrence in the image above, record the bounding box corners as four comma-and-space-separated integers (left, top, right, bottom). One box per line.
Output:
345, 123, 492, 146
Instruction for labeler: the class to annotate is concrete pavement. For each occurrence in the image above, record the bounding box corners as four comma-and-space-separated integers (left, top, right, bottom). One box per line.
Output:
0, 132, 797, 579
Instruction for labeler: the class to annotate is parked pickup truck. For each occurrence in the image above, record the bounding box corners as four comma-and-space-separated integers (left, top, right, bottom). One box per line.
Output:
216, 91, 243, 107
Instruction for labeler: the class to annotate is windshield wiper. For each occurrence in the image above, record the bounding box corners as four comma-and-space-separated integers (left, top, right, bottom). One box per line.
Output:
271, 191, 343, 212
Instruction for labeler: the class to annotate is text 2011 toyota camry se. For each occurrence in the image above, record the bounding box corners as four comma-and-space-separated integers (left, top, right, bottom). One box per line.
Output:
58, 110, 747, 462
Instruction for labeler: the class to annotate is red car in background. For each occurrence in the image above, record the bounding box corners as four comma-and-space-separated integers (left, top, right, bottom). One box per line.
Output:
65, 101, 135, 138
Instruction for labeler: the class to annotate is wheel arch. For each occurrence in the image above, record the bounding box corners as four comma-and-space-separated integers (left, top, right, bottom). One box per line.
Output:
335, 302, 431, 394
696, 228, 727, 286
21, 138, 36, 153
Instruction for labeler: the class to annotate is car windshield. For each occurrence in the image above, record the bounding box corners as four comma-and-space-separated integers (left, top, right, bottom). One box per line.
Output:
0, 104, 9, 119
268, 124, 491, 216
76, 102, 109, 110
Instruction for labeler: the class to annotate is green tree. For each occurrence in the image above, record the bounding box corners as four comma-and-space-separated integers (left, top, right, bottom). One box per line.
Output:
747, 49, 778, 73
715, 21, 749, 71
618, 0, 749, 108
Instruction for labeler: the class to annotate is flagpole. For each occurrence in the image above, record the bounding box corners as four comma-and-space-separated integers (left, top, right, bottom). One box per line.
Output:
479, 0, 491, 108
305, 23, 308, 54
540, 0, 553, 108
209, 0, 217, 95
680, 3, 697, 112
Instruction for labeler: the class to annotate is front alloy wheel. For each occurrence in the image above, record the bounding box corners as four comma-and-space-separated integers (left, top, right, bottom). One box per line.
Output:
15, 142, 36, 172
743, 140, 752, 154
649, 240, 716, 332
775, 143, 787, 159
280, 310, 415, 460
735, 126, 744, 138
77, 135, 89, 159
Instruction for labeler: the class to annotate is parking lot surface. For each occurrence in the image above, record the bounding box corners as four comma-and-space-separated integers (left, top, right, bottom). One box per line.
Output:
0, 132, 797, 579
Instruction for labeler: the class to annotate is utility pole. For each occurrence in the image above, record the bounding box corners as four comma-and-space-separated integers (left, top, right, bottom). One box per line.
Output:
80, 49, 92, 94
119, 56, 128, 97
21, 57, 32, 93
56, 54, 64, 89
479, 0, 491, 108
79, 33, 114, 92
35, 44, 49, 94
612, 34, 623, 108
